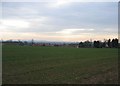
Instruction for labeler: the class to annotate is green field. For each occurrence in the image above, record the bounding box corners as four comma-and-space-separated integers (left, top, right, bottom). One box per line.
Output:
2, 45, 118, 84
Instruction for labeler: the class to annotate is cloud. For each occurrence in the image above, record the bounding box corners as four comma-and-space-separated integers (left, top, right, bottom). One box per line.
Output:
2, 19, 29, 28
1, 0, 119, 2
1, 2, 118, 41
56, 28, 94, 35
0, 19, 30, 33
47, 0, 72, 8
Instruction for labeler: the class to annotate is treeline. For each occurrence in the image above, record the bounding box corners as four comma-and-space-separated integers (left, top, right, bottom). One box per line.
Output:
79, 38, 119, 48
1, 40, 29, 46
1, 38, 119, 48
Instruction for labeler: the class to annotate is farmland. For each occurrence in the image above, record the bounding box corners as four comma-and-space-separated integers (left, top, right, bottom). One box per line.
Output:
2, 45, 118, 84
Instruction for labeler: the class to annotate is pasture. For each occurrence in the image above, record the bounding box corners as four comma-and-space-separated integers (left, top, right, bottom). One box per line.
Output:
2, 45, 118, 84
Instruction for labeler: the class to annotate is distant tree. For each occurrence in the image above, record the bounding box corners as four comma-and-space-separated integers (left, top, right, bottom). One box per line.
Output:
107, 39, 111, 48
17, 40, 24, 46
114, 38, 118, 48
94, 40, 100, 48
94, 41, 97, 48
96, 41, 100, 48
79, 42, 84, 48
94, 41, 96, 47
24, 41, 28, 45
102, 42, 106, 48
84, 40, 91, 48
112, 39, 115, 47
18, 40, 20, 44
31, 39, 34, 45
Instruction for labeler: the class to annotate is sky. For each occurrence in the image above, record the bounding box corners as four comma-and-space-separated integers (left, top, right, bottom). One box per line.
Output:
0, 1, 118, 42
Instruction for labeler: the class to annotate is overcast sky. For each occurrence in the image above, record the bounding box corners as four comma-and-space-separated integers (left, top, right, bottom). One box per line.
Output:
0, 1, 118, 42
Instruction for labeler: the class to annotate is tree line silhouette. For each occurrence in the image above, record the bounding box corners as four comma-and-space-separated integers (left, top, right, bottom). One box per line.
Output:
1, 38, 119, 48
79, 38, 119, 48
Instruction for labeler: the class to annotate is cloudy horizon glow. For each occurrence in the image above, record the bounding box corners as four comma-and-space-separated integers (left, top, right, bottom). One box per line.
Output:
0, 1, 118, 42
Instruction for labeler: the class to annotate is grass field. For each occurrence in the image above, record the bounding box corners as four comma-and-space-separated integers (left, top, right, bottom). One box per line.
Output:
2, 45, 118, 84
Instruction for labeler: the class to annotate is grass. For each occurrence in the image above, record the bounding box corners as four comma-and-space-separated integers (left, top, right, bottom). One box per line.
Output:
2, 45, 118, 84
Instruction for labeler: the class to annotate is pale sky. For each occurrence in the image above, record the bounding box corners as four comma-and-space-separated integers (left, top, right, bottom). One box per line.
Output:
0, 1, 118, 42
